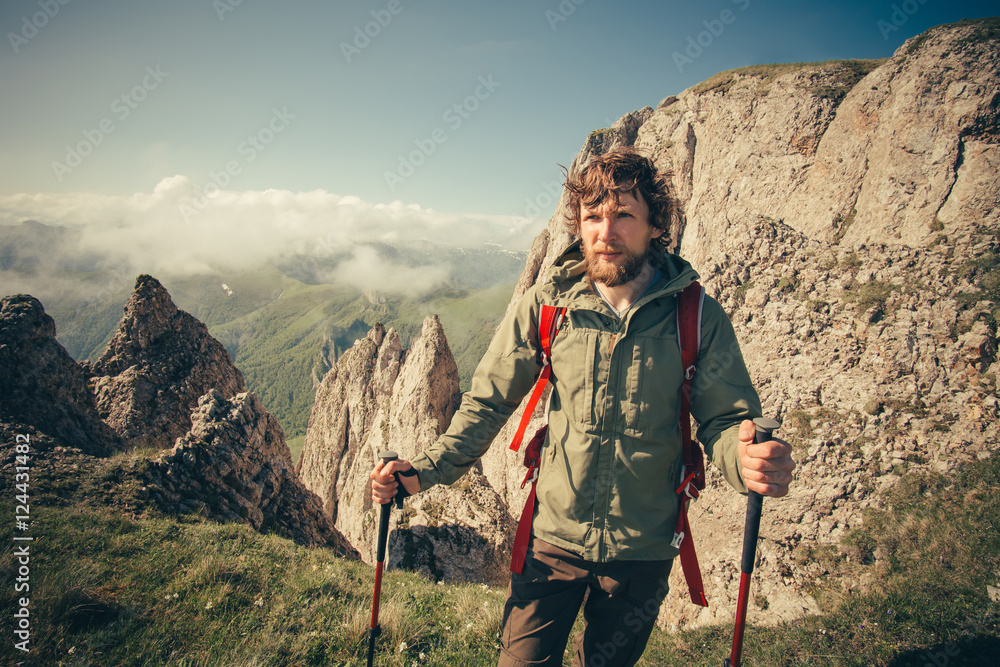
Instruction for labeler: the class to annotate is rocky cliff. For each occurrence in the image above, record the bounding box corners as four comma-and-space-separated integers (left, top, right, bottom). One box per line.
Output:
303, 19, 999, 628
141, 389, 357, 556
89, 274, 246, 451
298, 316, 515, 584
0, 294, 119, 456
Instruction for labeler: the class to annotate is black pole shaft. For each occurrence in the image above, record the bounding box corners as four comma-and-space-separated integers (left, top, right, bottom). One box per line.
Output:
740, 493, 764, 575
726, 417, 780, 667
367, 450, 399, 667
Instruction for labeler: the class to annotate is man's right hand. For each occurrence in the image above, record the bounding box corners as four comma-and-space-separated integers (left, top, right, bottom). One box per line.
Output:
370, 458, 420, 505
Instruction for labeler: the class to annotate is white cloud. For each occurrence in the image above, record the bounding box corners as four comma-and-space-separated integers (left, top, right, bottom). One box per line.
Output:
328, 246, 450, 297
0, 176, 545, 291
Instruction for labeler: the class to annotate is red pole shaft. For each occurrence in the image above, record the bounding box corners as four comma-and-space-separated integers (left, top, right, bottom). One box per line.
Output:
729, 572, 752, 666
369, 560, 385, 630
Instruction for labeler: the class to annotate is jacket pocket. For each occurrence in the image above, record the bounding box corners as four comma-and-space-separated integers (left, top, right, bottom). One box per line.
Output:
623, 335, 684, 437
550, 328, 598, 427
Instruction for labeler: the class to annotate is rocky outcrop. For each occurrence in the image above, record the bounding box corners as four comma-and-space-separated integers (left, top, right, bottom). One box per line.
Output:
0, 279, 361, 555
90, 275, 246, 450
0, 295, 119, 456
299, 316, 515, 584
142, 389, 357, 556
635, 23, 1000, 270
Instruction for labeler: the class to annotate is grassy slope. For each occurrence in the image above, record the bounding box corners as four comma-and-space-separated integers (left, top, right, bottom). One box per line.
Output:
2, 450, 997, 666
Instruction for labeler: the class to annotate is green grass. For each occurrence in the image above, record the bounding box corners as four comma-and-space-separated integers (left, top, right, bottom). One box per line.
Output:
950, 228, 1000, 336
908, 17, 1000, 54
0, 504, 507, 666
3, 446, 998, 666
288, 434, 306, 466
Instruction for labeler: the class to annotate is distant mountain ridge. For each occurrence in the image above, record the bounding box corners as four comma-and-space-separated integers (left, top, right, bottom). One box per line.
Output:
0, 223, 525, 439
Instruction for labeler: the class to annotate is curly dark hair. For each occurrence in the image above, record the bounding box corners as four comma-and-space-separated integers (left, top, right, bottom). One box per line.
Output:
562, 147, 678, 254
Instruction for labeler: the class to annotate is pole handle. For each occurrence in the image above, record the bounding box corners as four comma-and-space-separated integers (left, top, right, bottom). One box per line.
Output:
740, 418, 779, 574
376, 451, 399, 561
379, 449, 414, 509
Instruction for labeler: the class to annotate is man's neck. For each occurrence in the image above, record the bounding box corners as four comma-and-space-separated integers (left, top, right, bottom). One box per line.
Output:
594, 261, 659, 314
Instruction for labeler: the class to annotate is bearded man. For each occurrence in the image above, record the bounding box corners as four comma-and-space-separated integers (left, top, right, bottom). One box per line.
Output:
372, 147, 795, 666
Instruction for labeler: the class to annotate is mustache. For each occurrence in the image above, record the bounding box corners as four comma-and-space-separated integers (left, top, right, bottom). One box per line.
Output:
590, 243, 627, 254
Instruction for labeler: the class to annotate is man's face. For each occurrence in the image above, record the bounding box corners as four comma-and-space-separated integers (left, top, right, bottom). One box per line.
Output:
580, 190, 663, 287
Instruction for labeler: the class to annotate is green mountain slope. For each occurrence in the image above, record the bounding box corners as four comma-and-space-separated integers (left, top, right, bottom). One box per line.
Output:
199, 275, 515, 440
18, 266, 513, 442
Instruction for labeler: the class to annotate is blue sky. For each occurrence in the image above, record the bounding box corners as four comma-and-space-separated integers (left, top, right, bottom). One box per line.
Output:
0, 0, 996, 256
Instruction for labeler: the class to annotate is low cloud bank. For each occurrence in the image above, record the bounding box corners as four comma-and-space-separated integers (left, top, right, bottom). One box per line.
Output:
0, 175, 544, 297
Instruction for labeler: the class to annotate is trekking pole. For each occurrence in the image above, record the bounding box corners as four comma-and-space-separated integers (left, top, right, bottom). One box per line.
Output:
367, 450, 409, 667
725, 417, 781, 667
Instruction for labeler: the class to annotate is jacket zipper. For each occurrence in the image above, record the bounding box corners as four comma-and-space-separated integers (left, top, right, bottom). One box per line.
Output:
599, 316, 627, 562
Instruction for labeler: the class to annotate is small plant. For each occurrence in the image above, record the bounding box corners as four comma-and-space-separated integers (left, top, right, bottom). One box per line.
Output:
785, 409, 815, 439
832, 209, 858, 243
775, 276, 796, 293
842, 280, 895, 312
841, 250, 863, 271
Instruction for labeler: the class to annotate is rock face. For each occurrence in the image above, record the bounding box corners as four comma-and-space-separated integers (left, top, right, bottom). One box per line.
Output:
299, 317, 515, 584
142, 389, 357, 556
0, 295, 119, 456
476, 20, 1000, 630
90, 274, 246, 450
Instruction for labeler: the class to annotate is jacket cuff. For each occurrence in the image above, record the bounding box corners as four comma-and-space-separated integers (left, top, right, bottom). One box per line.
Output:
408, 452, 439, 492
713, 423, 748, 494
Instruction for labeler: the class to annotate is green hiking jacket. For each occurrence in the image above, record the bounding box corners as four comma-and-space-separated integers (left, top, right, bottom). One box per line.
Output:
410, 241, 762, 561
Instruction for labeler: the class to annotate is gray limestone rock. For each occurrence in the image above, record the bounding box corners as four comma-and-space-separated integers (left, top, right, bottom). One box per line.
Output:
143, 389, 357, 556
0, 294, 119, 456
299, 316, 515, 584
90, 274, 246, 450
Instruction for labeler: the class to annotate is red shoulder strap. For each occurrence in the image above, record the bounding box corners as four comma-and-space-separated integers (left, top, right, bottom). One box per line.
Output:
509, 305, 565, 453
509, 304, 565, 574
677, 281, 704, 489
675, 281, 709, 607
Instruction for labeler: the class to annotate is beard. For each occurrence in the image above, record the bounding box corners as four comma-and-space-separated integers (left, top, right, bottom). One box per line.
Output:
584, 242, 651, 287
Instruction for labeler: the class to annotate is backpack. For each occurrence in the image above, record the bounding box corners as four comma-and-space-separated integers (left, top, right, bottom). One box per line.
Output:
507, 281, 710, 607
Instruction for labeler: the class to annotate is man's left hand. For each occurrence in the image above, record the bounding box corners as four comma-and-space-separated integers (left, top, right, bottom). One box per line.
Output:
737, 419, 795, 497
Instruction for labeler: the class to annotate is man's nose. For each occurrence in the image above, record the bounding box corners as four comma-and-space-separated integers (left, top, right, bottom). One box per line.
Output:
596, 218, 615, 241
